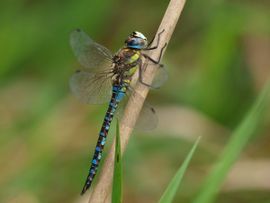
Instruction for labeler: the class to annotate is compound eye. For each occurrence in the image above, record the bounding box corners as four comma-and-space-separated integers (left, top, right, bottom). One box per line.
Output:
130, 39, 136, 45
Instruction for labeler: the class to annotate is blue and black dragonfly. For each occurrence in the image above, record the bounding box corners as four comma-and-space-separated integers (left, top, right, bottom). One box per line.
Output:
69, 29, 167, 195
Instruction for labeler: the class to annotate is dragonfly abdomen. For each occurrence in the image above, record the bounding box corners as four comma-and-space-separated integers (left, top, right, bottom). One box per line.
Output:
81, 83, 127, 195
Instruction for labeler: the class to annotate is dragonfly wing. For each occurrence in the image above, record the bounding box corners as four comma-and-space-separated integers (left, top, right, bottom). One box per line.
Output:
116, 92, 158, 131
140, 63, 168, 89
70, 70, 112, 104
151, 65, 168, 88
134, 103, 158, 131
70, 29, 113, 71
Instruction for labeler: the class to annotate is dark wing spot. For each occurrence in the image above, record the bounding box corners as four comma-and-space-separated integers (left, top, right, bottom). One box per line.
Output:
150, 107, 156, 114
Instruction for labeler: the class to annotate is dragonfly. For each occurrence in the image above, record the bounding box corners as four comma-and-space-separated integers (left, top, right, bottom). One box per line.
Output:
69, 29, 167, 195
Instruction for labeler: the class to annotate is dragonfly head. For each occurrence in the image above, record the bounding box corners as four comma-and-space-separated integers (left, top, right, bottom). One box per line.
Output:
125, 31, 148, 49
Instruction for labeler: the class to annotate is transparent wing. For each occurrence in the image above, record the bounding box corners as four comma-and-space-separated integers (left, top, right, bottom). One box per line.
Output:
140, 63, 168, 89
70, 29, 113, 71
151, 65, 168, 88
134, 103, 158, 131
70, 70, 113, 104
116, 90, 158, 131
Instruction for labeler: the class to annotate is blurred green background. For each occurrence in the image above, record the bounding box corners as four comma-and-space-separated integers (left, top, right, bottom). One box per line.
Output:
0, 0, 270, 202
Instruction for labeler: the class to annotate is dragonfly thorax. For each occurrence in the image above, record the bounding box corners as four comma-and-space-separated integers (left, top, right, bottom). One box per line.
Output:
113, 48, 141, 79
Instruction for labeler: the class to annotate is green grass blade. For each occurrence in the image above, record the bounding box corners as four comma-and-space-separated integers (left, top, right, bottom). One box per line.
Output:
112, 120, 122, 203
193, 82, 270, 203
159, 137, 201, 203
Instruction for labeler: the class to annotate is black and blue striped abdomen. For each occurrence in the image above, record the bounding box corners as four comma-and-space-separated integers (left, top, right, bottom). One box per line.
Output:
81, 83, 127, 195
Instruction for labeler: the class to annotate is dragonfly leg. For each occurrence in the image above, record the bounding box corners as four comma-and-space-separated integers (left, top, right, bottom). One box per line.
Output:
142, 42, 167, 65
139, 42, 168, 88
138, 63, 160, 89
144, 29, 165, 50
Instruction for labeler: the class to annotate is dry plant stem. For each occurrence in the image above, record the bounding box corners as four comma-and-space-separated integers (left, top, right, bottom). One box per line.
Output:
88, 0, 186, 202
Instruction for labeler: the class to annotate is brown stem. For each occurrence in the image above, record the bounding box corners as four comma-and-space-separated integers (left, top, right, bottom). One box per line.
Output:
88, 0, 186, 202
